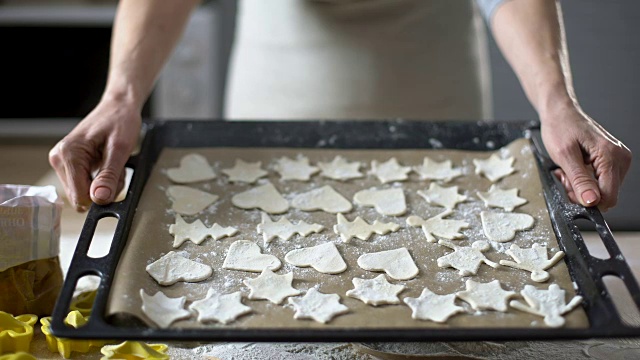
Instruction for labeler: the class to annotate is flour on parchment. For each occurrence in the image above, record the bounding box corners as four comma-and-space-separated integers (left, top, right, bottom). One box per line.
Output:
231, 182, 289, 214
166, 185, 218, 216
473, 154, 515, 182
146, 251, 212, 286
404, 288, 465, 323
284, 242, 347, 274
333, 213, 400, 243
406, 210, 469, 243
456, 279, 516, 312
274, 155, 319, 181
243, 269, 301, 304
353, 188, 406, 216
346, 274, 405, 306
140, 289, 191, 328
481, 211, 535, 242
189, 289, 252, 324
436, 240, 499, 276
170, 215, 238, 248
317, 156, 364, 181
357, 247, 419, 281
412, 157, 463, 183
499, 244, 565, 282
510, 284, 583, 328
257, 213, 324, 245
222, 240, 282, 273
288, 288, 350, 324
291, 185, 352, 213
166, 153, 216, 184
417, 183, 468, 209
370, 158, 411, 184
477, 185, 528, 212
222, 159, 268, 184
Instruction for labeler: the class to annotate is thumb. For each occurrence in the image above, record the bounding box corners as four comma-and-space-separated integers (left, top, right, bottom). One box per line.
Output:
556, 146, 600, 207
90, 141, 129, 205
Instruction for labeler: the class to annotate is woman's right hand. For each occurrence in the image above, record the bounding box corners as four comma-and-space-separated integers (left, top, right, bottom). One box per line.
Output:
49, 97, 141, 211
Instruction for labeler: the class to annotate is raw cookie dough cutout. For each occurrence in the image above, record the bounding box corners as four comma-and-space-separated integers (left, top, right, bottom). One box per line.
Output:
477, 185, 528, 212
456, 279, 516, 312
473, 154, 515, 182
357, 247, 419, 280
334, 213, 400, 243
499, 244, 565, 282
317, 156, 364, 181
370, 158, 411, 183
231, 182, 289, 214
166, 185, 219, 216
222, 159, 268, 183
412, 157, 463, 183
274, 155, 319, 181
257, 213, 324, 245
243, 269, 301, 304
510, 284, 583, 328
166, 153, 216, 183
189, 289, 252, 324
353, 188, 406, 216
284, 242, 347, 274
437, 240, 500, 276
417, 183, 468, 209
406, 210, 469, 243
170, 215, 238, 248
288, 288, 349, 324
140, 289, 191, 328
481, 211, 535, 242
291, 185, 352, 213
222, 240, 282, 273
146, 251, 213, 286
404, 287, 465, 323
346, 274, 405, 306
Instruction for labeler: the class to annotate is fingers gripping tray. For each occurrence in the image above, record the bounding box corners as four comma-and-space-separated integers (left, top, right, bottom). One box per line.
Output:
50, 120, 640, 341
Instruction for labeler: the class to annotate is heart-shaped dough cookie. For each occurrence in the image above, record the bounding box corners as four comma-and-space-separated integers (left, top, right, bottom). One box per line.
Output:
291, 185, 352, 213
284, 242, 347, 274
166, 153, 216, 183
146, 251, 213, 285
357, 247, 419, 280
222, 240, 282, 272
231, 182, 289, 214
480, 211, 534, 242
353, 188, 406, 216
166, 185, 219, 216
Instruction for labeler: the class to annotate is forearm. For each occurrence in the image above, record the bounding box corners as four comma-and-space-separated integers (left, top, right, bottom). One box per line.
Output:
104, 0, 201, 111
490, 0, 576, 119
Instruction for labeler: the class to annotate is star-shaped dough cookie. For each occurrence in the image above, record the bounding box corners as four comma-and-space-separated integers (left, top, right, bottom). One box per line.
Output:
477, 185, 528, 212
417, 183, 468, 209
170, 215, 238, 248
189, 289, 252, 324
317, 156, 364, 181
274, 155, 319, 181
510, 284, 583, 327
456, 279, 516, 312
243, 269, 301, 304
412, 157, 463, 183
346, 274, 405, 306
140, 289, 191, 328
222, 159, 268, 183
499, 244, 565, 282
437, 240, 500, 276
288, 288, 349, 323
370, 158, 411, 183
404, 287, 465, 323
333, 213, 400, 243
473, 154, 515, 182
406, 210, 469, 243
257, 213, 324, 245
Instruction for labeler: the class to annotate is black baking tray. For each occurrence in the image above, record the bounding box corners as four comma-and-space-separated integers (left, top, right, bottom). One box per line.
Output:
50, 119, 640, 341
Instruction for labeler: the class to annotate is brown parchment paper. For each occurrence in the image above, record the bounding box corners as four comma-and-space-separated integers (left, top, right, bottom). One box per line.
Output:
108, 138, 588, 331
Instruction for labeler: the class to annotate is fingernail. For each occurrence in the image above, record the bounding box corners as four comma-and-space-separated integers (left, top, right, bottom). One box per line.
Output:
581, 190, 598, 205
94, 187, 112, 201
